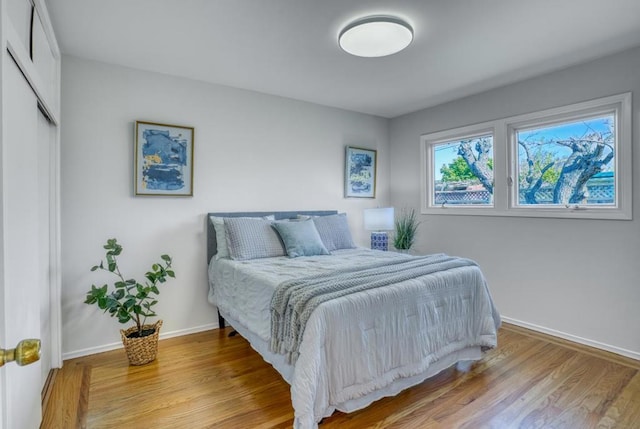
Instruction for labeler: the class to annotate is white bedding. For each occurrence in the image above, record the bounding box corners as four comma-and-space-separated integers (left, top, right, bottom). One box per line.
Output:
208, 248, 500, 429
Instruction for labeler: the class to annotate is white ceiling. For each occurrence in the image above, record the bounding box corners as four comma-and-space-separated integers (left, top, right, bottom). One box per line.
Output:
45, 0, 640, 118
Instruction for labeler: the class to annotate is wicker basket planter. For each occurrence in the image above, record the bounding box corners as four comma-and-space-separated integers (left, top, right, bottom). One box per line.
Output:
120, 320, 163, 365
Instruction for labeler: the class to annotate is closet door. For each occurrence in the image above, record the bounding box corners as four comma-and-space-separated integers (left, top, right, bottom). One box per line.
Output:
1, 1, 60, 427
37, 106, 53, 387
0, 52, 44, 429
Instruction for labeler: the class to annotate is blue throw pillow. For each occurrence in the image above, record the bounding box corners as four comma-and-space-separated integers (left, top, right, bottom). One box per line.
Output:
272, 220, 329, 258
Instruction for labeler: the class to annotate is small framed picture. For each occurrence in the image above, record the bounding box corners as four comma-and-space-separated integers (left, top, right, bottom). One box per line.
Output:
345, 146, 377, 198
134, 121, 194, 196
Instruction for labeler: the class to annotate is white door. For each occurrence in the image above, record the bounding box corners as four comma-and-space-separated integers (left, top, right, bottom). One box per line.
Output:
0, 52, 45, 429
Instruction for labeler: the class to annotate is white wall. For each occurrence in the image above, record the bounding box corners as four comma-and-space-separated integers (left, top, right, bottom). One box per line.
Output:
60, 56, 390, 358
389, 46, 640, 359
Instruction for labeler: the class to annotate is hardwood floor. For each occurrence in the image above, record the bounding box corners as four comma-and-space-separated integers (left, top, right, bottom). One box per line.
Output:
42, 324, 640, 429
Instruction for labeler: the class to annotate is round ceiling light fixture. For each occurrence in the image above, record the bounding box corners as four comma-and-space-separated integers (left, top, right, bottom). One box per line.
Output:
339, 16, 413, 58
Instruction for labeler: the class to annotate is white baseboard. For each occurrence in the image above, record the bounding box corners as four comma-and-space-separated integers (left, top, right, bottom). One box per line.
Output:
62, 323, 218, 361
501, 316, 640, 361
63, 317, 640, 363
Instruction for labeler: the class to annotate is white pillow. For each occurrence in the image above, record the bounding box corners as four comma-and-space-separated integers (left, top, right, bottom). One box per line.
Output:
209, 216, 229, 260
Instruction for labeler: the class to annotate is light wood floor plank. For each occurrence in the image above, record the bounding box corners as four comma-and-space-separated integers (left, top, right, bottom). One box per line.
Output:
597, 371, 640, 428
42, 324, 640, 428
41, 361, 90, 429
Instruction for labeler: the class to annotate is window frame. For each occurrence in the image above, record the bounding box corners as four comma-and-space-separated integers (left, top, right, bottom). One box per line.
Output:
422, 122, 497, 212
420, 92, 632, 220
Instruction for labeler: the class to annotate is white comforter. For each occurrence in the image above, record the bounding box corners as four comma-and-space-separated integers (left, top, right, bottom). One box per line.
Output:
208, 248, 500, 428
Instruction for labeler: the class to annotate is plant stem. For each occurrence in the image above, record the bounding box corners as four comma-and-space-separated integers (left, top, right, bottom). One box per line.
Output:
108, 254, 143, 334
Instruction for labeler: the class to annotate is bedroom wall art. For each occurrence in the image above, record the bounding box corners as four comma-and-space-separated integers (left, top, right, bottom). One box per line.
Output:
134, 121, 194, 196
344, 146, 376, 198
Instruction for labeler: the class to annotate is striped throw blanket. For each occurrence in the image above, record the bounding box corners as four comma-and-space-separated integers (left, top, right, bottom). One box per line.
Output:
270, 254, 477, 363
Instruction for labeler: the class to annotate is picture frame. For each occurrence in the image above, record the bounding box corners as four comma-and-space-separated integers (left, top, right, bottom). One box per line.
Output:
134, 121, 194, 196
345, 146, 377, 198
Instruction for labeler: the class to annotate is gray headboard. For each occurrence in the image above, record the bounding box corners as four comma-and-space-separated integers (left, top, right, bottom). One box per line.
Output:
206, 210, 338, 262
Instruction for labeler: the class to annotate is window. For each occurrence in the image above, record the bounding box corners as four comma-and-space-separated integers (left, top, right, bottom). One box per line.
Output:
431, 133, 494, 207
421, 93, 632, 220
513, 114, 615, 207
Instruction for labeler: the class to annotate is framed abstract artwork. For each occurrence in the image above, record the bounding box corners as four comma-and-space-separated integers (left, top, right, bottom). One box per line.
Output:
345, 146, 377, 198
134, 121, 194, 196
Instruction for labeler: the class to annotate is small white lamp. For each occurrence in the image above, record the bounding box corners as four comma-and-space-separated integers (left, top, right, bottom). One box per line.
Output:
363, 207, 395, 251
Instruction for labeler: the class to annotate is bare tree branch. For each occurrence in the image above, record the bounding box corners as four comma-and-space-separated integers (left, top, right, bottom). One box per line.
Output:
554, 141, 613, 204
458, 138, 493, 193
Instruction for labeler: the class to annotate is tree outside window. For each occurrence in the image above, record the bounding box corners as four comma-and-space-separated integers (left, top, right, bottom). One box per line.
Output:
515, 115, 615, 206
433, 135, 493, 206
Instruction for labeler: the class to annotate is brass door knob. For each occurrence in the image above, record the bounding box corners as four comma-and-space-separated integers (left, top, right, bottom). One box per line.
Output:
0, 339, 41, 367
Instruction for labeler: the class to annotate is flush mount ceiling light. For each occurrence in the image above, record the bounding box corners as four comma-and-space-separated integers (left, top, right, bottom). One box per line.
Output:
339, 16, 413, 58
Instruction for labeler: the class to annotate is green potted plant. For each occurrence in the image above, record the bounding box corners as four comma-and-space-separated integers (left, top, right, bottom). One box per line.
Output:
393, 208, 420, 252
84, 238, 175, 365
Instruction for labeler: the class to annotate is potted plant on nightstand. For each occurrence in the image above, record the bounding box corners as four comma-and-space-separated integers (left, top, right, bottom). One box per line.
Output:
84, 238, 175, 365
393, 208, 420, 253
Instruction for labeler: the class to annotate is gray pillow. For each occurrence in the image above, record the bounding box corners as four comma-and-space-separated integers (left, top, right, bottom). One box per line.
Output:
210, 215, 275, 260
312, 213, 356, 251
272, 220, 329, 258
224, 217, 285, 260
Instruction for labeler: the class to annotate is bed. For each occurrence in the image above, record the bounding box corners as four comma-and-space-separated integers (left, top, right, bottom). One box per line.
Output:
207, 210, 500, 429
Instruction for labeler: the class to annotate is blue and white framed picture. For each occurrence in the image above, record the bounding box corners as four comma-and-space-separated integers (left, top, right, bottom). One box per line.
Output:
134, 121, 194, 196
345, 146, 376, 198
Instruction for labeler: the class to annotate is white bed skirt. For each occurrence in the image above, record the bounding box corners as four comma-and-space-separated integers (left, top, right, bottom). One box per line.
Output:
219, 310, 483, 429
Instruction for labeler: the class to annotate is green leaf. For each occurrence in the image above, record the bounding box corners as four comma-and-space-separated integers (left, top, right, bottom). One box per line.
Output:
142, 300, 157, 310
105, 297, 119, 310
90, 265, 99, 272
166, 270, 175, 278
117, 308, 130, 324
161, 254, 171, 262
